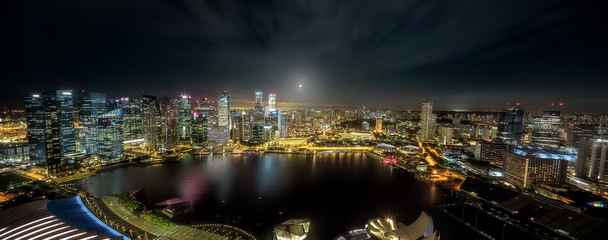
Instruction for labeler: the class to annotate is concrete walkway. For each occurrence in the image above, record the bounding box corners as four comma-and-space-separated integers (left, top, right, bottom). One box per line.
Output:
101, 196, 226, 240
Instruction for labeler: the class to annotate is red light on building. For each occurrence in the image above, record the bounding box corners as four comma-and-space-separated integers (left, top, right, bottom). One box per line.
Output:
383, 158, 397, 164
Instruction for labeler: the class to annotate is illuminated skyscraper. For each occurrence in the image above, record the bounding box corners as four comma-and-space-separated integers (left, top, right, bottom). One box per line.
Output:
25, 90, 76, 174
242, 110, 253, 142
252, 92, 265, 144
78, 92, 107, 155
162, 98, 180, 148
532, 110, 562, 149
96, 108, 124, 161
55, 90, 76, 155
177, 95, 192, 143
218, 91, 230, 130
278, 110, 288, 138
25, 94, 46, 163
191, 111, 208, 147
255, 91, 263, 109
142, 95, 161, 150
118, 98, 142, 141
375, 118, 382, 133
230, 110, 242, 141
196, 98, 216, 125
268, 93, 276, 112
499, 105, 524, 144
576, 138, 608, 179
420, 102, 435, 141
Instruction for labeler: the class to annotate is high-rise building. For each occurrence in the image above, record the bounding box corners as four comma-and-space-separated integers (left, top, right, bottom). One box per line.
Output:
504, 147, 569, 188
252, 92, 265, 144
177, 95, 192, 143
118, 98, 142, 141
191, 111, 208, 147
55, 90, 76, 155
230, 110, 243, 141
255, 91, 263, 109
78, 92, 107, 155
25, 94, 45, 163
278, 110, 288, 138
532, 110, 562, 149
267, 93, 276, 112
162, 98, 180, 149
438, 126, 457, 145
218, 91, 230, 130
420, 102, 435, 141
242, 110, 253, 142
375, 118, 382, 133
196, 98, 216, 125
264, 110, 279, 142
142, 95, 161, 150
576, 138, 608, 179
96, 108, 124, 161
25, 90, 76, 174
499, 105, 524, 145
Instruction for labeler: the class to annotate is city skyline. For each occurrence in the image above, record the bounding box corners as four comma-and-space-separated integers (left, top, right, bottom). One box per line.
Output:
3, 2, 608, 239
2, 1, 608, 112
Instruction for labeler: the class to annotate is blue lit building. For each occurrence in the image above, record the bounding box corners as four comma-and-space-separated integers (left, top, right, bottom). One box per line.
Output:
504, 146, 573, 188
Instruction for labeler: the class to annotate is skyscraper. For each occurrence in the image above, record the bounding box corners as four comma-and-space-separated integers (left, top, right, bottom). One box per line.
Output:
278, 110, 288, 138
78, 91, 107, 155
576, 138, 608, 179
196, 98, 216, 125
118, 98, 143, 141
191, 111, 208, 147
218, 91, 230, 130
55, 90, 76, 155
252, 92, 265, 144
255, 91, 263, 109
162, 97, 180, 148
177, 95, 192, 143
96, 108, 124, 161
25, 90, 77, 174
499, 105, 524, 144
420, 102, 435, 141
268, 93, 276, 112
142, 95, 161, 150
25, 94, 45, 163
532, 110, 562, 149
375, 118, 382, 133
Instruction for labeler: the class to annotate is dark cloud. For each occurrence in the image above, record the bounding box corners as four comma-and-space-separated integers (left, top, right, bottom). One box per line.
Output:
1, 0, 607, 112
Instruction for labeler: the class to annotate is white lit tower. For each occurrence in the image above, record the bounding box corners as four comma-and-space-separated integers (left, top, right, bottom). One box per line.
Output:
420, 102, 435, 141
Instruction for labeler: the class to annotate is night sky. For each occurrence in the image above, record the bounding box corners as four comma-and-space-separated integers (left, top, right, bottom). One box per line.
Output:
2, 1, 607, 112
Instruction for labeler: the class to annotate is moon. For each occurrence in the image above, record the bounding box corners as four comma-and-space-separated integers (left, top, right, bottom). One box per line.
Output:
298, 84, 303, 88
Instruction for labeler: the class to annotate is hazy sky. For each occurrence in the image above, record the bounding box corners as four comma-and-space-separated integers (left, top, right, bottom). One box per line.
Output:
2, 0, 607, 112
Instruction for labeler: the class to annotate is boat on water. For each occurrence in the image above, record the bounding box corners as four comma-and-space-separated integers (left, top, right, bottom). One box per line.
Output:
151, 152, 184, 164
193, 149, 212, 156
231, 146, 243, 154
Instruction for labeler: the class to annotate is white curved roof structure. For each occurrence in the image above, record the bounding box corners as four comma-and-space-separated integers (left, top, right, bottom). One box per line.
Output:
366, 211, 438, 240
